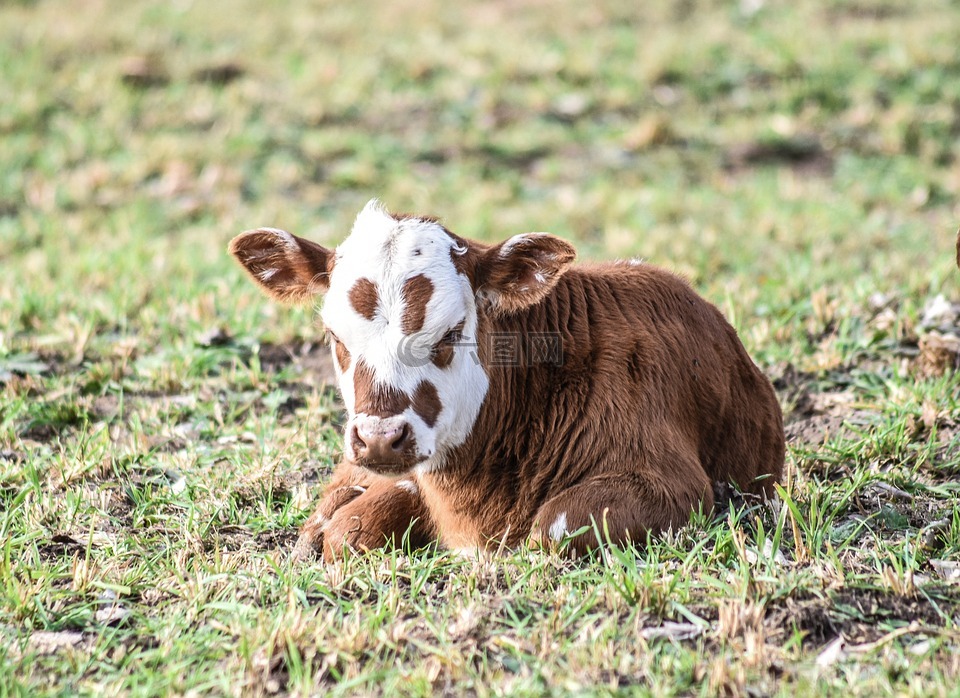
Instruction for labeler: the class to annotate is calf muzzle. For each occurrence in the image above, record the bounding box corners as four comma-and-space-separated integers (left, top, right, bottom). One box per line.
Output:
349, 415, 420, 473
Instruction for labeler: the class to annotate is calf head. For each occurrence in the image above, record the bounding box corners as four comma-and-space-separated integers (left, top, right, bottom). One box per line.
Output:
230, 200, 575, 474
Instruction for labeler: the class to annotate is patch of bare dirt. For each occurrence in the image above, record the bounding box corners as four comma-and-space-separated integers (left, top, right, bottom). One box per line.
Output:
784, 411, 854, 449
724, 135, 833, 176
9, 630, 93, 660
851, 483, 948, 530
190, 327, 337, 387
831, 587, 957, 642
769, 596, 840, 647
36, 533, 86, 561
0, 449, 25, 464
929, 423, 960, 480
767, 587, 958, 648
105, 487, 135, 527
824, 1, 909, 21
191, 62, 245, 85
773, 364, 871, 448
120, 53, 169, 88
256, 340, 337, 386
206, 525, 254, 553
90, 393, 121, 420
917, 331, 960, 377
231, 469, 320, 510
255, 528, 299, 551
912, 295, 960, 377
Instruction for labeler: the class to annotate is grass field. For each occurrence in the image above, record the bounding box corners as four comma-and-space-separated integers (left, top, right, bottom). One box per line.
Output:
2, 0, 960, 695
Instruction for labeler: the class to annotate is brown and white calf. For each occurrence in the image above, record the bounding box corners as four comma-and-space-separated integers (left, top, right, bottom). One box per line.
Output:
230, 201, 784, 560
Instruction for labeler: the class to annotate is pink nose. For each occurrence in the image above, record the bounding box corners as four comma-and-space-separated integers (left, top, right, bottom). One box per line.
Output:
351, 419, 412, 464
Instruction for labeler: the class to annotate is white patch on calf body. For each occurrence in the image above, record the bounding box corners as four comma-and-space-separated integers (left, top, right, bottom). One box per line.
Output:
320, 200, 489, 468
396, 479, 419, 495
548, 512, 569, 542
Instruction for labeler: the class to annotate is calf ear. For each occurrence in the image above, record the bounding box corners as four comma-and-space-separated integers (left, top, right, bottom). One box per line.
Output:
475, 233, 576, 314
229, 228, 334, 303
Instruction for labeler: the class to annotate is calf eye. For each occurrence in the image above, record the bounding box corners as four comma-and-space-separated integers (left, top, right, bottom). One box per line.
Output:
325, 329, 341, 346
439, 328, 462, 346
430, 324, 465, 368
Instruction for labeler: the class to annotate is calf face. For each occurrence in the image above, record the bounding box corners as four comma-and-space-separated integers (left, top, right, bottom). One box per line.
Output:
230, 200, 575, 475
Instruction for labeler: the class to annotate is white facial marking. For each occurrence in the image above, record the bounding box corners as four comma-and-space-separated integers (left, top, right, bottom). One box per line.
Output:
320, 200, 489, 469
548, 512, 569, 542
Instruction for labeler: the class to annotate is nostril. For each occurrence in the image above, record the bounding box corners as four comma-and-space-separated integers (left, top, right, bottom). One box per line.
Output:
390, 423, 410, 452
351, 425, 367, 453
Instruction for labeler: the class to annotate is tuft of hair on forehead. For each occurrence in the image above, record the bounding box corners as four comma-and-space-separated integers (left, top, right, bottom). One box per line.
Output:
351, 198, 442, 234
353, 198, 394, 230
339, 199, 463, 274
345, 200, 401, 250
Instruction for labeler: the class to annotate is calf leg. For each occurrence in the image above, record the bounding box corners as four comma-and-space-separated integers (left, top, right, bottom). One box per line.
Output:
293, 464, 431, 561
530, 466, 713, 557
292, 463, 376, 561
321, 478, 434, 562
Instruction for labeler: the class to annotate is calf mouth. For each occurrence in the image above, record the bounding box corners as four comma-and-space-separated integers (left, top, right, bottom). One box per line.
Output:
346, 453, 427, 476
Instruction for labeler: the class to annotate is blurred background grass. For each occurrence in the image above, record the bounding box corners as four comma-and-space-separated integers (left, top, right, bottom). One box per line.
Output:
2, 0, 959, 368
3, 2, 960, 694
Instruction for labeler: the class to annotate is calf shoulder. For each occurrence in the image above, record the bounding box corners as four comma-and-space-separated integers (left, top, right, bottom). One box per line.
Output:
426, 261, 784, 548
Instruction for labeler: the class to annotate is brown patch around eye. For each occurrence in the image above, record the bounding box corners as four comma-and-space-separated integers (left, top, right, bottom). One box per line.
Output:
353, 359, 412, 417
334, 340, 351, 372
348, 277, 379, 321
432, 344, 454, 369
431, 320, 465, 369
400, 274, 434, 335
412, 381, 442, 427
